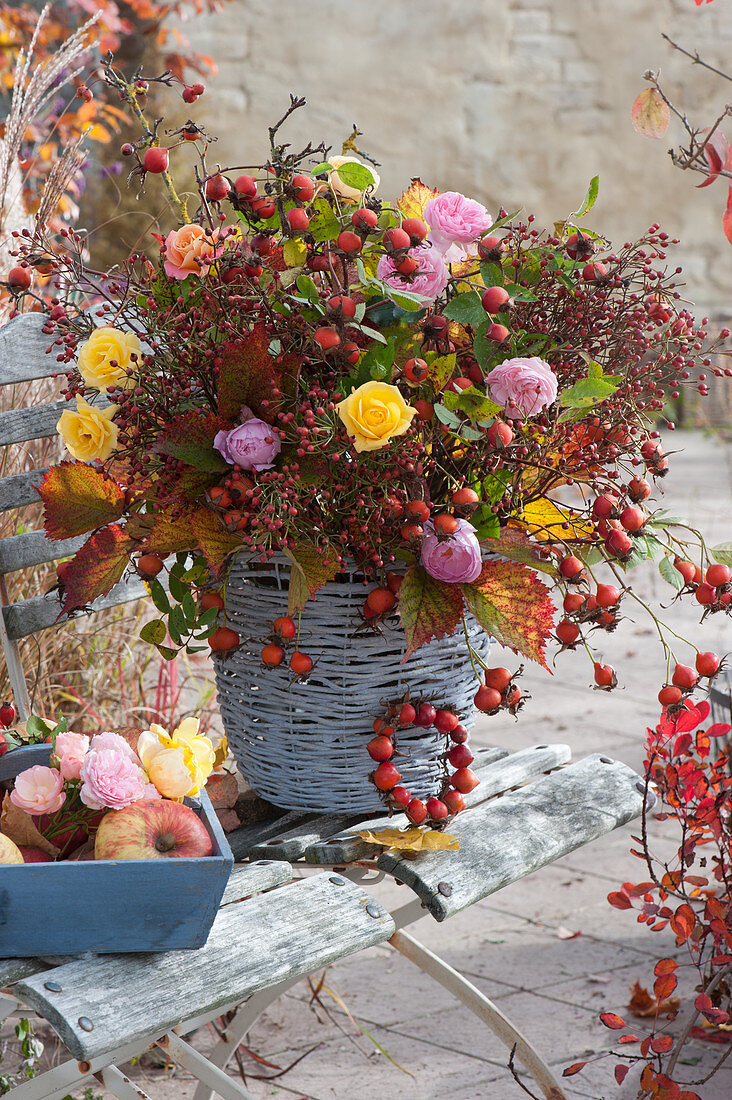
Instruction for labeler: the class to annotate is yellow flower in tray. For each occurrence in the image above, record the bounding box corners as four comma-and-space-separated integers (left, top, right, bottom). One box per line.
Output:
137, 718, 215, 799
336, 380, 416, 453
77, 326, 141, 391
57, 396, 118, 462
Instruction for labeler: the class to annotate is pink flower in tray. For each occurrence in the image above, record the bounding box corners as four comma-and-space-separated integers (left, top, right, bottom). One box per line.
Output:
421, 519, 483, 584
423, 191, 493, 260
90, 730, 139, 760
11, 765, 66, 815
485, 356, 559, 419
52, 731, 90, 781
377, 245, 450, 302
213, 407, 281, 471
79, 748, 150, 811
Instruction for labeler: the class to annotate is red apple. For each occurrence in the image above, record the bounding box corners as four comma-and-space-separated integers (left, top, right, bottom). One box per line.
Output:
19, 845, 50, 863
94, 800, 213, 861
0, 834, 23, 863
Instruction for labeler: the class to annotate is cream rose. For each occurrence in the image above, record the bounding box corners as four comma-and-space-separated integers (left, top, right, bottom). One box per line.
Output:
328, 155, 380, 202
336, 380, 416, 453
77, 327, 141, 392
137, 718, 215, 799
57, 396, 118, 463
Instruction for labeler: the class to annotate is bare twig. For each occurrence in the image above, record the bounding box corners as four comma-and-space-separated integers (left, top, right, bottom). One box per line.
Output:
662, 34, 732, 85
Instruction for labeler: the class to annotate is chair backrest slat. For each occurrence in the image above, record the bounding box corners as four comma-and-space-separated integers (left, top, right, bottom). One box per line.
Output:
0, 468, 47, 513
0, 312, 60, 384
0, 530, 84, 575
0, 401, 66, 446
3, 574, 150, 641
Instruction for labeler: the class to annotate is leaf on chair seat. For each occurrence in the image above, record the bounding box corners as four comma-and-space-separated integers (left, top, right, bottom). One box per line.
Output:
1, 793, 59, 857
354, 826, 459, 851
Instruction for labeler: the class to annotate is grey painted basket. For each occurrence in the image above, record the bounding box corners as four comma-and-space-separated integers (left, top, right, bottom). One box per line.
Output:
212, 555, 491, 813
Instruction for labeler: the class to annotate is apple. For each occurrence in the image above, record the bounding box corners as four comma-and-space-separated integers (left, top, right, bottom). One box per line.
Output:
0, 834, 23, 864
19, 845, 50, 863
94, 799, 213, 861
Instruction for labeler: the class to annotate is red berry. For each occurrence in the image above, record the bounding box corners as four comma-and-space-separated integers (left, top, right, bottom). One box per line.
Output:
483, 667, 512, 692
621, 505, 646, 533
559, 555, 583, 580
593, 663, 616, 689
426, 797, 449, 821
486, 420, 514, 447
593, 494, 618, 519
443, 789, 465, 814
191, 82, 205, 95
291, 173, 315, 202
452, 487, 479, 508
336, 230, 362, 255
261, 643, 285, 667
201, 591, 225, 612
209, 627, 240, 652
290, 651, 313, 675
406, 499, 431, 521
391, 786, 411, 807
0, 731, 6, 757
143, 147, 169, 174
400, 523, 423, 541
0, 702, 15, 728
7, 266, 31, 290
234, 174, 257, 197
401, 217, 429, 242
415, 703, 437, 727
556, 620, 580, 645
450, 724, 469, 744
404, 357, 429, 384
672, 664, 698, 691
474, 685, 502, 712
250, 196, 276, 219
351, 207, 378, 230
706, 563, 731, 587
406, 797, 427, 824
596, 584, 620, 608
696, 651, 721, 678
481, 286, 510, 313
563, 593, 586, 614
137, 553, 165, 577
287, 207, 310, 232
367, 587, 396, 614
205, 173, 230, 201
448, 743, 474, 769
120, 142, 134, 156
373, 762, 402, 791
413, 398, 434, 421
628, 476, 651, 502
486, 323, 510, 343
313, 327, 340, 352
477, 235, 503, 259
273, 616, 297, 639
399, 703, 417, 725
673, 558, 696, 585
505, 685, 522, 708
327, 295, 357, 318
383, 227, 411, 251
434, 514, 458, 536
451, 767, 480, 794
395, 255, 419, 276
252, 233, 274, 255
386, 572, 404, 595
367, 735, 394, 762
582, 261, 607, 281
605, 529, 633, 558
695, 582, 716, 606
658, 684, 683, 707
343, 341, 360, 365
565, 231, 594, 260
434, 709, 459, 734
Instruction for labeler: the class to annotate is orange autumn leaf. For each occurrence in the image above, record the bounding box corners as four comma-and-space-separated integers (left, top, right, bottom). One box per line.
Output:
512, 497, 594, 543
397, 177, 440, 220
628, 981, 681, 1019
354, 826, 459, 852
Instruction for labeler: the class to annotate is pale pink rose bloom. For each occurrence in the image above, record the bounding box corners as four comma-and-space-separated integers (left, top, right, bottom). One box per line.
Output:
90, 731, 138, 762
79, 748, 149, 811
485, 356, 559, 419
11, 766, 66, 815
376, 245, 450, 302
420, 520, 483, 584
52, 731, 90, 781
423, 191, 493, 261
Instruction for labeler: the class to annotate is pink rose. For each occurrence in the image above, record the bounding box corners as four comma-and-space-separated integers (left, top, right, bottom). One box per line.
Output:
11, 766, 66, 815
423, 191, 493, 260
52, 731, 90, 781
420, 520, 483, 584
163, 224, 221, 280
376, 245, 450, 302
79, 749, 150, 811
485, 357, 558, 419
90, 731, 138, 761
213, 407, 281, 471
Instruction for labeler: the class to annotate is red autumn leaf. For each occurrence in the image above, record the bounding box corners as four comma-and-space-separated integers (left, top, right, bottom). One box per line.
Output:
461, 558, 555, 670
695, 992, 730, 1025
284, 540, 341, 615
216, 324, 299, 420
628, 881, 656, 897
133, 508, 199, 556
188, 508, 241, 575
60, 524, 134, 613
723, 184, 732, 246
398, 564, 465, 661
654, 973, 678, 1002
696, 130, 728, 187
600, 1012, 627, 1030
608, 890, 633, 910
154, 410, 229, 472
615, 1065, 629, 1084
619, 1034, 640, 1044
706, 723, 732, 739
561, 1061, 586, 1078
654, 958, 678, 976
670, 903, 696, 940
39, 461, 125, 540
631, 88, 670, 139
651, 1034, 674, 1054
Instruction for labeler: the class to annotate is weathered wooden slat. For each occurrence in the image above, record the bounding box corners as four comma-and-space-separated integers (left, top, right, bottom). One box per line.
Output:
0, 401, 66, 447
2, 572, 151, 640
0, 313, 59, 384
226, 810, 314, 861
0, 529, 85, 574
303, 744, 561, 865
376, 754, 646, 921
15, 873, 396, 1060
248, 812, 369, 862
0, 468, 47, 513
0, 958, 46, 988
220, 859, 292, 906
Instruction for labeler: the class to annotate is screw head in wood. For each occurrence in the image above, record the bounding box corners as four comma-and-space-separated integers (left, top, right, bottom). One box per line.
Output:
365, 903, 381, 918
43, 979, 62, 992
329, 875, 345, 885
437, 881, 453, 897
78, 1017, 94, 1032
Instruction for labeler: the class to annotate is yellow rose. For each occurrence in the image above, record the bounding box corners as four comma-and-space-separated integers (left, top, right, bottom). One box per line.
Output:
77, 327, 141, 392
57, 396, 118, 463
137, 718, 215, 799
145, 746, 198, 800
328, 155, 380, 202
336, 380, 416, 453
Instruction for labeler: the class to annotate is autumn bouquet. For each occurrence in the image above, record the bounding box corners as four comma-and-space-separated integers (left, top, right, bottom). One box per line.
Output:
8, 62, 731, 822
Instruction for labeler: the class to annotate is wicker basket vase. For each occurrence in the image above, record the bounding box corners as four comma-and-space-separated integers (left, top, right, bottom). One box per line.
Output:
213, 555, 491, 813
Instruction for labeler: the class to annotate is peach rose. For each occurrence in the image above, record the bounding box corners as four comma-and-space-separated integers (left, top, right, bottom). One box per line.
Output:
163, 224, 220, 280
11, 765, 66, 815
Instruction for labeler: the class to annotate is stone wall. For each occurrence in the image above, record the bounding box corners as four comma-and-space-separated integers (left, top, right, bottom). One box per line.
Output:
181, 0, 731, 321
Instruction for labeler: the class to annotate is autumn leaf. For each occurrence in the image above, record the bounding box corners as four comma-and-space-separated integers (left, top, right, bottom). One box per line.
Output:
562, 1062, 587, 1078
628, 980, 681, 1019
1, 793, 59, 857
354, 826, 459, 851
284, 541, 341, 614
189, 508, 241, 575
600, 1012, 627, 1030
512, 497, 594, 543
39, 461, 125, 540
398, 564, 465, 661
480, 527, 557, 576
724, 184, 732, 246
154, 410, 228, 472
136, 508, 199, 556
216, 324, 300, 420
462, 558, 555, 670
396, 177, 440, 220
632, 88, 670, 139
61, 524, 134, 613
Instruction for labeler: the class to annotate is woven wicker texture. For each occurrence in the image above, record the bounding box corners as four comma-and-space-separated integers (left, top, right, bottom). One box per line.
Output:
213, 556, 491, 812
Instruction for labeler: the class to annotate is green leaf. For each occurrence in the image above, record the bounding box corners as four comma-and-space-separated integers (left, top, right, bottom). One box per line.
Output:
559, 370, 620, 410
462, 559, 555, 670
424, 353, 456, 392
482, 209, 521, 233
572, 175, 600, 219
148, 578, 171, 614
284, 541, 341, 614
310, 161, 333, 175
308, 196, 340, 242
181, 591, 196, 622
504, 283, 538, 303
168, 603, 187, 644
397, 565, 464, 660
443, 291, 486, 325
712, 542, 732, 567
659, 555, 684, 592
25, 715, 55, 742
295, 274, 320, 302
140, 619, 167, 645
479, 262, 504, 288
434, 403, 462, 430
443, 385, 500, 421
333, 161, 377, 191
168, 568, 189, 604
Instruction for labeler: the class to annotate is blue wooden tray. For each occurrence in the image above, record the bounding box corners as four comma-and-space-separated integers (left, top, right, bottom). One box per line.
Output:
0, 744, 233, 956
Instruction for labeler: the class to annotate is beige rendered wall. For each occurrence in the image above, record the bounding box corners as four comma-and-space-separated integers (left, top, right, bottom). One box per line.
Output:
181, 0, 731, 322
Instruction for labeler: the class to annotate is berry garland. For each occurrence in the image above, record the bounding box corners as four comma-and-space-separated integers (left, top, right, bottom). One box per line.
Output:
367, 699, 480, 827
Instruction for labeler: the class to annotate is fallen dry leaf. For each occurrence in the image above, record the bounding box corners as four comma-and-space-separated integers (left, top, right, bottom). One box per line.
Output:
213, 733, 229, 769
206, 769, 239, 809
556, 926, 582, 940
628, 981, 681, 1018
1, 793, 59, 858
354, 826, 459, 852
215, 807, 241, 832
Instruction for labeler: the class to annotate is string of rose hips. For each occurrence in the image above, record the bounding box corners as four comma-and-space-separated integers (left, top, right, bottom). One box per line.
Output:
261, 615, 314, 678
367, 700, 480, 827
473, 666, 524, 715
